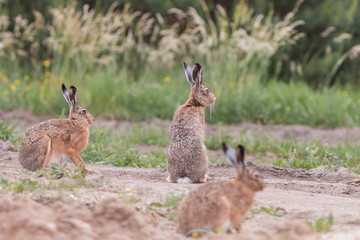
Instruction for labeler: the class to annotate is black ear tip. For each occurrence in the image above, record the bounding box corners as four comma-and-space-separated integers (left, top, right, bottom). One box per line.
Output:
237, 144, 245, 151
62, 83, 66, 90
183, 61, 188, 67
237, 145, 245, 158
70, 86, 77, 91
194, 63, 201, 68
222, 142, 228, 153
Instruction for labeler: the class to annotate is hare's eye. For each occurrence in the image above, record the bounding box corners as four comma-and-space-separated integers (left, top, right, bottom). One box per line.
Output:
204, 89, 210, 94
81, 110, 87, 114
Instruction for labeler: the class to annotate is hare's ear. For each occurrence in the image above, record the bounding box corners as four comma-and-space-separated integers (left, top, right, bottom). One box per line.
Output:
183, 61, 194, 87
236, 145, 245, 172
222, 142, 245, 172
222, 142, 236, 167
69, 86, 78, 109
192, 63, 202, 86
62, 84, 72, 107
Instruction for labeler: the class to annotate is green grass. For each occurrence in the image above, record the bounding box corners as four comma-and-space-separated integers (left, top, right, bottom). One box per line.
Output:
110, 148, 167, 168
273, 141, 360, 173
81, 127, 168, 168
307, 214, 334, 233
0, 178, 40, 193
125, 124, 169, 147
1, 63, 360, 128
206, 131, 296, 159
0, 120, 19, 146
251, 204, 287, 217
38, 163, 87, 181
0, 163, 99, 194
75, 124, 360, 173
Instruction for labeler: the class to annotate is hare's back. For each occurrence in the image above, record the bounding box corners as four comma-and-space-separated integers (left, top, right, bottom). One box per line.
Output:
25, 119, 86, 141
171, 108, 204, 137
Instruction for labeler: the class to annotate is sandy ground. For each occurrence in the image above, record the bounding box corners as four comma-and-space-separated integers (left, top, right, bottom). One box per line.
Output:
1, 110, 360, 240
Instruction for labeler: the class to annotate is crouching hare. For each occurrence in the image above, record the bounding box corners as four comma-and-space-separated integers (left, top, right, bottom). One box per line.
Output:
167, 62, 216, 183
19, 84, 98, 174
177, 143, 265, 235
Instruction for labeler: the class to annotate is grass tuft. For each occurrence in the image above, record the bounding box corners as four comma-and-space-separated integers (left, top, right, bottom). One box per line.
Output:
307, 214, 334, 233
0, 178, 39, 193
251, 204, 287, 217
0, 120, 18, 146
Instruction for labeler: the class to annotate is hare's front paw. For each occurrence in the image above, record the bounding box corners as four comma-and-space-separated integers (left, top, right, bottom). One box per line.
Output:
199, 174, 208, 183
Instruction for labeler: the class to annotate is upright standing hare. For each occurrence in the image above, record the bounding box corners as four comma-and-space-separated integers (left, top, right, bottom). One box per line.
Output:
19, 84, 98, 173
177, 143, 265, 235
167, 62, 216, 183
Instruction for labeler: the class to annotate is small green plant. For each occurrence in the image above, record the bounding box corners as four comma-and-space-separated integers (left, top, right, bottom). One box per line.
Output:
39, 163, 87, 180
147, 194, 184, 221
1, 178, 39, 193
251, 204, 287, 217
110, 148, 141, 166
307, 214, 334, 233
0, 120, 18, 145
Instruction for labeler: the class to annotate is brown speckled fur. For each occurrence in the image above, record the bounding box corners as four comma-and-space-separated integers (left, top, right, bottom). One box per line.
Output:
19, 84, 98, 173
177, 144, 265, 235
167, 62, 216, 183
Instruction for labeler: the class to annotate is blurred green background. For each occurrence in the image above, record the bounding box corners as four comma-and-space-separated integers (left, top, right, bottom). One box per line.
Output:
1, 0, 360, 127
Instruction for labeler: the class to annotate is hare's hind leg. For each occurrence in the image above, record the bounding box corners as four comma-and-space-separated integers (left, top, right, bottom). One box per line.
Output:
19, 132, 52, 171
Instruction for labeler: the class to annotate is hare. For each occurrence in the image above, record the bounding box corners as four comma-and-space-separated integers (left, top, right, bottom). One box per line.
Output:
19, 84, 98, 174
177, 143, 265, 236
167, 62, 216, 183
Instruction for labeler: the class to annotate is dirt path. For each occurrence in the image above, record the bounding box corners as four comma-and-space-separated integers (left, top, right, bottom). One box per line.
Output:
1, 138, 360, 240
1, 110, 360, 239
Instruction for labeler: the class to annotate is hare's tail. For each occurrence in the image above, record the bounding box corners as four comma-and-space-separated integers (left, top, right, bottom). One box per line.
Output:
177, 177, 193, 184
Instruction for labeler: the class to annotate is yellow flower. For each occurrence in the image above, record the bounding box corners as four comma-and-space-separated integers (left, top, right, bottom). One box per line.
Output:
45, 71, 51, 77
9, 83, 16, 92
125, 187, 131, 192
43, 60, 51, 67
163, 76, 170, 83
0, 73, 8, 80
286, 106, 291, 112
342, 90, 348, 97
24, 75, 30, 81
191, 232, 199, 238
15, 79, 21, 85
214, 226, 225, 233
